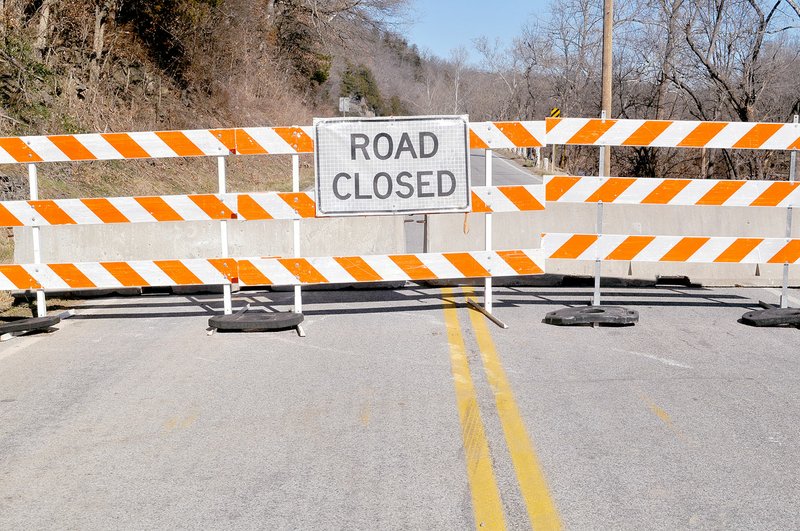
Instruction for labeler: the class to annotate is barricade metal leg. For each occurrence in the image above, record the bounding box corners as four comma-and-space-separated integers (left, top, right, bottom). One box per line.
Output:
218, 156, 233, 315
292, 154, 305, 337
466, 148, 508, 329
593, 201, 603, 306
28, 163, 46, 317
594, 110, 608, 307
786, 117, 798, 309
484, 148, 493, 314
781, 206, 793, 309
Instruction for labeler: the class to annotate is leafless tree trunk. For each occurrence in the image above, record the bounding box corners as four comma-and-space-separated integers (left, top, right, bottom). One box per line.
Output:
33, 0, 55, 59
90, 1, 117, 88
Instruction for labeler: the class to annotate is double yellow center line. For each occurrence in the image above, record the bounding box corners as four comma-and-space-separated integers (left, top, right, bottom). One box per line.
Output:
443, 287, 561, 531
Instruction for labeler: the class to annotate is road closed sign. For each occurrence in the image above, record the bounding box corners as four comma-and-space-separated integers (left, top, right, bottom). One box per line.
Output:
314, 116, 471, 216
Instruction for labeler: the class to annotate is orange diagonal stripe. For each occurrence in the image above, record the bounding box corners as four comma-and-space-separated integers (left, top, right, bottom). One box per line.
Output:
0, 138, 42, 162
641, 179, 691, 204
546, 176, 580, 201
499, 186, 545, 210
155, 260, 203, 285
697, 181, 746, 206
471, 192, 491, 213
207, 258, 238, 282
444, 253, 491, 278
48, 135, 97, 160
101, 133, 150, 158
567, 119, 617, 144
733, 123, 783, 149
278, 258, 328, 284
334, 256, 382, 282
659, 237, 709, 262
605, 236, 655, 260
545, 118, 561, 133
81, 198, 130, 224
550, 234, 597, 259
389, 254, 436, 280
677, 122, 726, 147
237, 260, 272, 285
494, 122, 542, 147
469, 129, 489, 149
767, 240, 800, 264
234, 129, 269, 155
586, 178, 635, 203
715, 239, 763, 262
496, 250, 543, 274
49, 263, 96, 289
101, 262, 148, 287
209, 129, 237, 153
0, 204, 23, 226
135, 197, 183, 222
30, 201, 76, 225
280, 193, 317, 218
0, 265, 40, 289
622, 120, 671, 146
237, 195, 273, 220
751, 182, 799, 207
274, 127, 314, 153
155, 131, 205, 157
189, 195, 235, 220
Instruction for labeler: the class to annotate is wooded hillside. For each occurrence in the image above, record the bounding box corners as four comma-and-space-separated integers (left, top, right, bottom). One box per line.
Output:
2, 0, 800, 186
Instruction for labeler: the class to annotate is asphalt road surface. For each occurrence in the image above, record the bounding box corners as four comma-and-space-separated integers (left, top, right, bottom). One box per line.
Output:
2, 285, 799, 529
469, 149, 543, 186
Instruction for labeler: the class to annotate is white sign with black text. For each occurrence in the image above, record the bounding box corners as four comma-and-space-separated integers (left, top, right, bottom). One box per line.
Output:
314, 116, 471, 216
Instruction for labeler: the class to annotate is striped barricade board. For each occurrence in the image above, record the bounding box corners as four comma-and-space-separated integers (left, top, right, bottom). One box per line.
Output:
545, 118, 800, 150
0, 185, 545, 226
0, 122, 546, 164
545, 176, 800, 207
0, 249, 545, 290
543, 234, 800, 264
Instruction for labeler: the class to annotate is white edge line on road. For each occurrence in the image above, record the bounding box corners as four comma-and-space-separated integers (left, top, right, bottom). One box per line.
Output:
493, 153, 543, 184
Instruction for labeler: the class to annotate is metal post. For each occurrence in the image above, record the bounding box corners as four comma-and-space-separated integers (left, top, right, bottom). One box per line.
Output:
592, 110, 609, 307
28, 163, 46, 317
594, 201, 604, 307
292, 154, 303, 315
218, 156, 232, 315
782, 206, 793, 308
781, 115, 797, 308
484, 148, 493, 313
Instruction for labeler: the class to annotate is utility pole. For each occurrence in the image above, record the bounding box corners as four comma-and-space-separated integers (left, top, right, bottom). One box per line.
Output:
601, 0, 613, 176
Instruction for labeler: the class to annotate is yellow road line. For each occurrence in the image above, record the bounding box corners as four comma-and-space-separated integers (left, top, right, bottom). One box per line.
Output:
442, 287, 506, 530
465, 288, 561, 531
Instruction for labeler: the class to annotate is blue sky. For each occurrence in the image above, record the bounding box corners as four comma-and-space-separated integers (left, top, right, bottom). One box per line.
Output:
402, 0, 547, 63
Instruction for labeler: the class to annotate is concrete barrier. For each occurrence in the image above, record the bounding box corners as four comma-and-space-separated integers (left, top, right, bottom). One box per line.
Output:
427, 203, 800, 286
14, 216, 405, 262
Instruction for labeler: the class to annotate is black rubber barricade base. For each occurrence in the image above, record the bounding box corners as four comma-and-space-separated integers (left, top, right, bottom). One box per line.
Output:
209, 312, 304, 332
543, 306, 638, 326
741, 308, 800, 327
0, 315, 61, 335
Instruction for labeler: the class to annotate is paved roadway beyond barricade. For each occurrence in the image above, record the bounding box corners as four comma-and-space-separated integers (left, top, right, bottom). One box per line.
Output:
1, 286, 800, 529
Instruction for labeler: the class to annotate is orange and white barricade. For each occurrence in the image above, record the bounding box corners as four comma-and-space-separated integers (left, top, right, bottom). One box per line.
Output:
0, 120, 548, 329
543, 114, 799, 309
